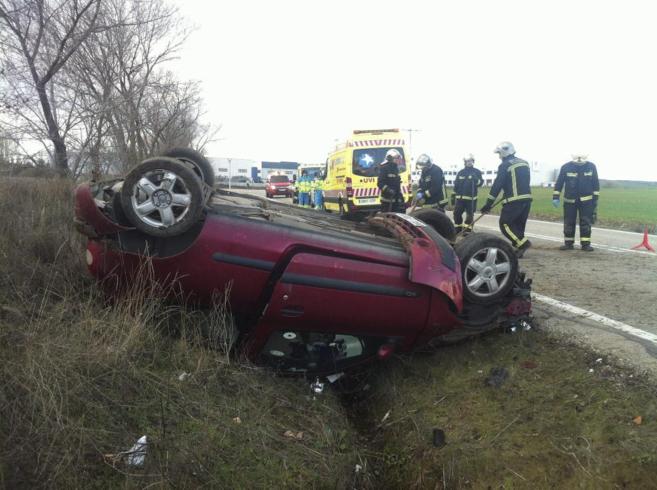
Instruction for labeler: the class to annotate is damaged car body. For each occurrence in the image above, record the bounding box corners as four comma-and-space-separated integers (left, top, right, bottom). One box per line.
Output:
74, 148, 532, 375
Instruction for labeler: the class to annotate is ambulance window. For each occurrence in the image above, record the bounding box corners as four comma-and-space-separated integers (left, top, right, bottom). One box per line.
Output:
352, 148, 406, 177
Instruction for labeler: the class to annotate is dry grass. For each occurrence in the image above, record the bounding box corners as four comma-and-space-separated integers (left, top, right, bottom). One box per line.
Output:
0, 178, 360, 489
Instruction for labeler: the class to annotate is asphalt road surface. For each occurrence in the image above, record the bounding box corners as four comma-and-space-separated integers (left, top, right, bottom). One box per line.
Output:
472, 213, 657, 256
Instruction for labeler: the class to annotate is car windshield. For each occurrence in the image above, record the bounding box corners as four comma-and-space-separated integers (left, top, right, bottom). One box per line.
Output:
270, 175, 290, 183
352, 147, 406, 177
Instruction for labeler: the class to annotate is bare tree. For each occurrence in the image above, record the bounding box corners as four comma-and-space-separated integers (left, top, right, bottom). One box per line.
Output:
0, 0, 103, 175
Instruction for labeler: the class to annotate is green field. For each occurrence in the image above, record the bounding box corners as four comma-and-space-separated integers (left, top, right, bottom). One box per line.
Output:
470, 186, 657, 233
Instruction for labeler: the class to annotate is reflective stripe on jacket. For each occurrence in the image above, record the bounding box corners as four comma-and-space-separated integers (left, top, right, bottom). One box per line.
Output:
553, 161, 600, 203
485, 156, 532, 205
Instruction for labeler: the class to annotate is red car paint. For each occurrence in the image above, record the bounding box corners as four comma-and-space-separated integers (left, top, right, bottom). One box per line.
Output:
74, 182, 529, 373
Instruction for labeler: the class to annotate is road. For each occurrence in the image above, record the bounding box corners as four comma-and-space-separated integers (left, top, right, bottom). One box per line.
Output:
231, 188, 657, 373
472, 213, 656, 256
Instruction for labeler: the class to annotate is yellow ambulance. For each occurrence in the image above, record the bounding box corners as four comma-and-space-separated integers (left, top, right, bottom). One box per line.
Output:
322, 129, 411, 216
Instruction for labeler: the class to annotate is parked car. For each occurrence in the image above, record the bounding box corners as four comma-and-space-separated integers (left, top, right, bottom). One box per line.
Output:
230, 175, 253, 186
266, 175, 294, 198
73, 149, 532, 375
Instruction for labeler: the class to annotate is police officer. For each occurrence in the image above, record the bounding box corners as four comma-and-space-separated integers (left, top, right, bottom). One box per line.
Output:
377, 149, 405, 212
451, 154, 483, 232
480, 142, 532, 257
552, 154, 600, 251
415, 153, 448, 210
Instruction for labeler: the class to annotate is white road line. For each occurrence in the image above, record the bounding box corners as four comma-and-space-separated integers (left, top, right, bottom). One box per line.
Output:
485, 214, 657, 239
533, 293, 657, 344
477, 225, 657, 257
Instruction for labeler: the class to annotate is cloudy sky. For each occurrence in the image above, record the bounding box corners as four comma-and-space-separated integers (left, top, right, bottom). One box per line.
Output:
172, 0, 657, 181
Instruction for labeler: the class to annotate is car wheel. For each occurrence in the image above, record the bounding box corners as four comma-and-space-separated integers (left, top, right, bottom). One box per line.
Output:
162, 147, 215, 187
410, 208, 457, 243
454, 233, 518, 305
120, 157, 204, 238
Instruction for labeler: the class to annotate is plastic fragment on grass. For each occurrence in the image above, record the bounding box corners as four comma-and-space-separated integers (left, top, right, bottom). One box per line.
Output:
283, 430, 304, 440
432, 428, 446, 448
355, 464, 363, 473
326, 372, 344, 383
126, 436, 148, 467
178, 372, 191, 381
633, 416, 643, 425
310, 377, 325, 395
232, 417, 242, 424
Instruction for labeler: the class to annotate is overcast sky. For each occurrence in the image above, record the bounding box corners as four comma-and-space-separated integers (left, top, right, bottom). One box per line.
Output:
172, 0, 657, 181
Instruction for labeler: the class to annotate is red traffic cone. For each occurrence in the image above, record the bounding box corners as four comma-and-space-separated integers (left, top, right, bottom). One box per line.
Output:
631, 226, 655, 252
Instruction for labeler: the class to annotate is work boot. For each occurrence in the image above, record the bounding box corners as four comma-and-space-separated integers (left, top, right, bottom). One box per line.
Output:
559, 243, 574, 250
581, 243, 594, 252
516, 240, 532, 258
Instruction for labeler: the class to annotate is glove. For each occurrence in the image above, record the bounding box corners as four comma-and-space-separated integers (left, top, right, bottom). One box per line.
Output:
552, 198, 560, 208
381, 187, 395, 200
416, 191, 424, 201
480, 203, 492, 214
450, 194, 456, 206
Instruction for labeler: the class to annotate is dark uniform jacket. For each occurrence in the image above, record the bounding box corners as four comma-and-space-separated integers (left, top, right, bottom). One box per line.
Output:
553, 161, 600, 203
485, 156, 532, 206
377, 161, 402, 202
454, 167, 484, 200
419, 164, 448, 206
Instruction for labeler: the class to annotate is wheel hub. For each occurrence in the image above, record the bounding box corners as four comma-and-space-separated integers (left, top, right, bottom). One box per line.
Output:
152, 189, 172, 208
482, 266, 494, 279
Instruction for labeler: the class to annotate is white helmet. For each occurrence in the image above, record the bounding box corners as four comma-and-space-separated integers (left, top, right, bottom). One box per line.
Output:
383, 148, 401, 164
416, 153, 433, 168
463, 154, 475, 166
572, 154, 588, 163
494, 141, 516, 158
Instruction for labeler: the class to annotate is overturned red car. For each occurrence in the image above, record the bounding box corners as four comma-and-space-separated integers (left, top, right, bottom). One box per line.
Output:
74, 148, 531, 374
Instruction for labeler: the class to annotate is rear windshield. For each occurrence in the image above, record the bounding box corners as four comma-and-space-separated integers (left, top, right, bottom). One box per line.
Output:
270, 175, 290, 183
352, 147, 406, 177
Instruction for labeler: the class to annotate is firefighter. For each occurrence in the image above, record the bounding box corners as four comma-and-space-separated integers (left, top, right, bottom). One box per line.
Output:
415, 153, 448, 210
480, 142, 533, 257
377, 149, 405, 212
552, 154, 600, 251
296, 170, 312, 208
451, 154, 483, 232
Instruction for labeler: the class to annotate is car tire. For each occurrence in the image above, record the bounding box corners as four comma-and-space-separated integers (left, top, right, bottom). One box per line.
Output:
410, 208, 457, 243
162, 147, 215, 187
454, 232, 518, 305
121, 157, 204, 238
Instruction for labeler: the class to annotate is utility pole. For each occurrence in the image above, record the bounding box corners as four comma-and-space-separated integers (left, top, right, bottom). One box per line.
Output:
228, 158, 232, 190
402, 128, 421, 165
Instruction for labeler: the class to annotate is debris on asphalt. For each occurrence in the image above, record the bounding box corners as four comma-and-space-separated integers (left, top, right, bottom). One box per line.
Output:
432, 428, 446, 448
485, 367, 509, 388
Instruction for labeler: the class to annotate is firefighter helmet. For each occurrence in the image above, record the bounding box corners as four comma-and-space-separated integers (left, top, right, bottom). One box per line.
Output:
572, 154, 588, 163
384, 148, 401, 163
494, 141, 516, 158
416, 153, 433, 168
464, 154, 475, 166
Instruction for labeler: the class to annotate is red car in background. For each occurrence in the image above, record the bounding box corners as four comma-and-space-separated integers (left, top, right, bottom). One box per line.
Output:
74, 149, 531, 375
265, 174, 294, 198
